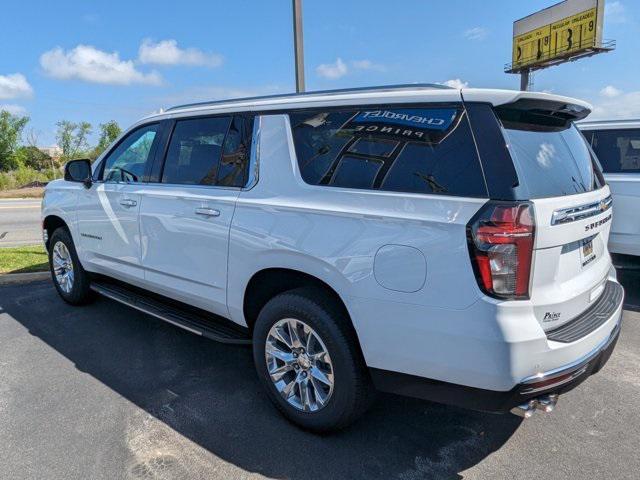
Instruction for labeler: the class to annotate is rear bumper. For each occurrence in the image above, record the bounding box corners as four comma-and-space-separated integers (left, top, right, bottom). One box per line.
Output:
370, 304, 623, 413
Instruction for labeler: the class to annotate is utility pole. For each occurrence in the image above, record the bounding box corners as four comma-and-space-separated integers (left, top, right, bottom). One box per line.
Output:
520, 69, 530, 91
292, 0, 305, 93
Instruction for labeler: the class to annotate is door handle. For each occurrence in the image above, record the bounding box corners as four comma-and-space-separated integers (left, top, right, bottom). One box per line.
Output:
195, 207, 220, 217
119, 198, 137, 207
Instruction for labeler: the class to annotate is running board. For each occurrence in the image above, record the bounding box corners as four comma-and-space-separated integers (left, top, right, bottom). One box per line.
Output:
90, 281, 251, 345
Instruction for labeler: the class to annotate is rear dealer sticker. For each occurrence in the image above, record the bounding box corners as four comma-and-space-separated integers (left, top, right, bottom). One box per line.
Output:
344, 108, 460, 143
581, 238, 596, 267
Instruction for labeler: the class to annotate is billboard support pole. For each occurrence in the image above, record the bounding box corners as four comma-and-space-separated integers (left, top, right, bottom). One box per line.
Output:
292, 0, 305, 93
520, 69, 530, 91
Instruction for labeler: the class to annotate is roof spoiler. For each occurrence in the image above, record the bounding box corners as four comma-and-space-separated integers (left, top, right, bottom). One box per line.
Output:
494, 98, 591, 123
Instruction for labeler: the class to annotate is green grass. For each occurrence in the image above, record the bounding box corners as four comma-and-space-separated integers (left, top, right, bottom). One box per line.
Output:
0, 245, 49, 274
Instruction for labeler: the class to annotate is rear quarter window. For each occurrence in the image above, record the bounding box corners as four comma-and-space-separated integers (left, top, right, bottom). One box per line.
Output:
588, 128, 640, 173
289, 106, 488, 198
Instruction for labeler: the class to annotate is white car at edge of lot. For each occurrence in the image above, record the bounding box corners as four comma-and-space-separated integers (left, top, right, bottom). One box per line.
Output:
41, 85, 624, 431
579, 119, 640, 258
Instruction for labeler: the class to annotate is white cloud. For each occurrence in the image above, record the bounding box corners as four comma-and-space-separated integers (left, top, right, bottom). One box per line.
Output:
464, 27, 488, 41
440, 78, 469, 89
315, 58, 386, 79
138, 39, 223, 67
600, 85, 622, 98
590, 88, 640, 119
351, 59, 386, 72
40, 45, 162, 86
0, 104, 27, 115
0, 73, 33, 100
316, 58, 348, 79
605, 1, 627, 24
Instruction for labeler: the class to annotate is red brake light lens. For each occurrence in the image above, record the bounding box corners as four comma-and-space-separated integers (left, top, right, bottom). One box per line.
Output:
467, 202, 535, 299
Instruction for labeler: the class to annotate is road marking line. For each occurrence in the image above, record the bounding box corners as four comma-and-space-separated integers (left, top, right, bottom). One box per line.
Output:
0, 205, 40, 209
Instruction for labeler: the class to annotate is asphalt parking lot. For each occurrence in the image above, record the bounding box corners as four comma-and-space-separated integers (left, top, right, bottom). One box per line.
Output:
0, 270, 638, 480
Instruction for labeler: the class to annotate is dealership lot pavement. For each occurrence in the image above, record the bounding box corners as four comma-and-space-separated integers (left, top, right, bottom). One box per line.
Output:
0, 272, 638, 480
0, 199, 42, 247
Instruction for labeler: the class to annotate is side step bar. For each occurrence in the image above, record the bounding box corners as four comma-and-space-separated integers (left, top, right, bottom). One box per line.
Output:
90, 281, 251, 345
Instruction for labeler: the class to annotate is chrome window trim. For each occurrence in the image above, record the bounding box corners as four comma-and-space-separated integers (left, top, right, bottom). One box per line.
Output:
243, 115, 261, 191
141, 182, 243, 192
551, 194, 612, 225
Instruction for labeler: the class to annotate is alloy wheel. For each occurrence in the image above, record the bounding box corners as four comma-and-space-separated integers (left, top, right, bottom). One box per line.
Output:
265, 318, 335, 412
52, 241, 74, 294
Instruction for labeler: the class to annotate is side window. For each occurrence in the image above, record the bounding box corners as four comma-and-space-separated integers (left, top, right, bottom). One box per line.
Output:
591, 129, 640, 173
289, 106, 487, 197
218, 116, 252, 187
162, 116, 231, 185
102, 124, 159, 183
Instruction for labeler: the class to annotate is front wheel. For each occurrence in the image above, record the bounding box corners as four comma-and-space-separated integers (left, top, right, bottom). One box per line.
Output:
48, 227, 93, 305
253, 287, 374, 432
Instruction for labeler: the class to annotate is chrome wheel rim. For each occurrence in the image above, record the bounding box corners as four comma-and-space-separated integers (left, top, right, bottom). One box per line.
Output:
265, 318, 334, 412
52, 241, 74, 294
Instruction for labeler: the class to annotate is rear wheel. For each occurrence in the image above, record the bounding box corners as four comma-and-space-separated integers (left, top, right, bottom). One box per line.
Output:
253, 287, 374, 432
48, 227, 93, 305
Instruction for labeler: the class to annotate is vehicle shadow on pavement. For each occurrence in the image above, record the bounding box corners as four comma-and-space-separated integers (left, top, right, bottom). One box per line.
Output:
5, 281, 523, 480
616, 264, 640, 312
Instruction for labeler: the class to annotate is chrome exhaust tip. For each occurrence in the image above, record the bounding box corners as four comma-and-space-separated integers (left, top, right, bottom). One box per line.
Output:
510, 394, 559, 418
535, 394, 559, 413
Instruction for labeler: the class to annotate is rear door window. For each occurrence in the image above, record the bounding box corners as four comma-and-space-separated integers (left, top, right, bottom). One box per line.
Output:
496, 109, 604, 199
161, 116, 231, 185
589, 128, 640, 173
289, 106, 487, 197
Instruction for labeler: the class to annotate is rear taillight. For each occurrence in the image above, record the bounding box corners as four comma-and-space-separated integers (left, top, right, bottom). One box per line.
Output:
467, 202, 535, 300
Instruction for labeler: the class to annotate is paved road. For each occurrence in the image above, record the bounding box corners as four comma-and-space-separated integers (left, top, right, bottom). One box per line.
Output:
0, 272, 638, 480
0, 199, 42, 247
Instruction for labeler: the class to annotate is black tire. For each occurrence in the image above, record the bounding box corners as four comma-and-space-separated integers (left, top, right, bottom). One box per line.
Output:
253, 287, 374, 432
48, 227, 93, 305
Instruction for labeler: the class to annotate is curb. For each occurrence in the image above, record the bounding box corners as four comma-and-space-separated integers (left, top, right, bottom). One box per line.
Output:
0, 271, 50, 285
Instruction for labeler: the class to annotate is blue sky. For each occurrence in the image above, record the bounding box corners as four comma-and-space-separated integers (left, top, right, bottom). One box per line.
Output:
0, 0, 638, 145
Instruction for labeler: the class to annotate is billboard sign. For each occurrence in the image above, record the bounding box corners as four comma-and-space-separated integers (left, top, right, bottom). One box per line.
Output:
510, 0, 605, 71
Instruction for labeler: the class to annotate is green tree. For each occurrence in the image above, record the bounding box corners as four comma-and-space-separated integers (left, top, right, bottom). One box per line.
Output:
13, 146, 53, 170
0, 110, 29, 171
92, 120, 121, 159
56, 120, 92, 160
56, 120, 74, 159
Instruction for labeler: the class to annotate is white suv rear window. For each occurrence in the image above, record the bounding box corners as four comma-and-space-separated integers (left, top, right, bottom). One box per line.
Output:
499, 118, 604, 199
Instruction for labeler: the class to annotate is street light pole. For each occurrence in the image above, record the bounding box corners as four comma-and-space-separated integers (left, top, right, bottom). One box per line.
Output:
292, 0, 305, 93
520, 69, 530, 91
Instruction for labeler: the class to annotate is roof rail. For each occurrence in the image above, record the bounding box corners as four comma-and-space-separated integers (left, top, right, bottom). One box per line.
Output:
165, 83, 452, 112
578, 118, 640, 125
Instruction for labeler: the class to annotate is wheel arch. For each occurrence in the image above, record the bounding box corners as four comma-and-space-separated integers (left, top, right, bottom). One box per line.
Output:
43, 214, 69, 249
242, 267, 355, 337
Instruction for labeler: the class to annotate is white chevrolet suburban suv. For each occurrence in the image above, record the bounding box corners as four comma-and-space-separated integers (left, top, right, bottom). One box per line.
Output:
579, 119, 640, 258
42, 85, 624, 431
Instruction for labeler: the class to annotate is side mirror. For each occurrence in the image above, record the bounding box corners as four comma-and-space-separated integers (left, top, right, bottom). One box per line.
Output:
64, 159, 92, 188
